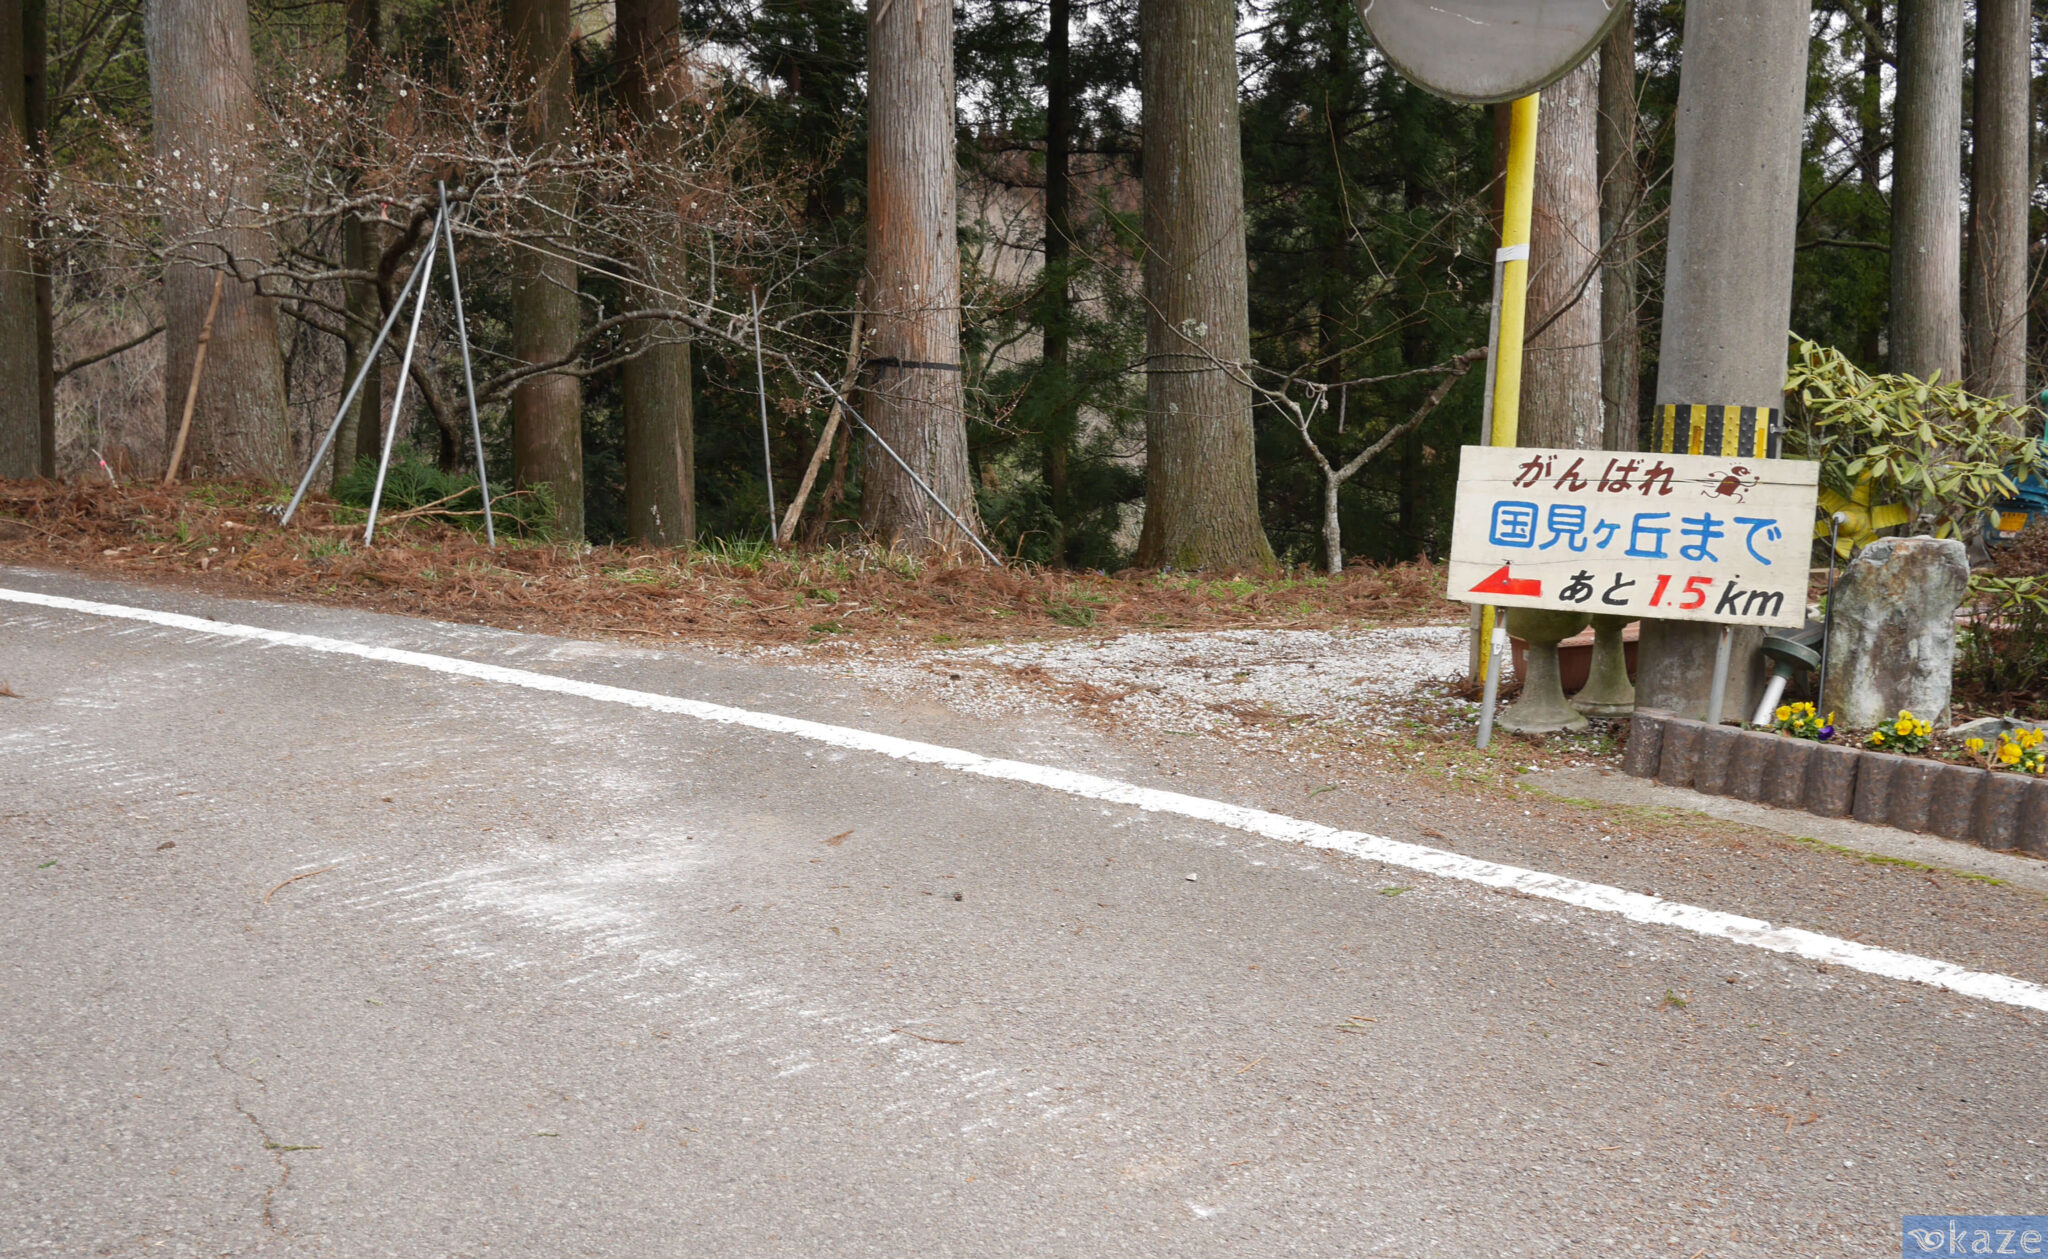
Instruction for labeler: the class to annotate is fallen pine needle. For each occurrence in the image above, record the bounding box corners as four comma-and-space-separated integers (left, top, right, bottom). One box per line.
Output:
1236, 1057, 1265, 1074
265, 865, 339, 904
825, 830, 852, 846
891, 1028, 964, 1045
0, 681, 17, 698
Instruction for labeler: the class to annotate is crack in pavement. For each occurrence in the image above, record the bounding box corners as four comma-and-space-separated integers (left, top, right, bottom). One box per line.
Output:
213, 1035, 295, 1237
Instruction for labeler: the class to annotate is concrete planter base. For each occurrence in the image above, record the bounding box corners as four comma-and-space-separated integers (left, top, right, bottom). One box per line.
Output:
1624, 710, 2048, 853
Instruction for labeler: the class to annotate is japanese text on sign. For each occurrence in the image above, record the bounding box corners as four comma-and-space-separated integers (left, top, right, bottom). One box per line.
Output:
1447, 446, 1819, 627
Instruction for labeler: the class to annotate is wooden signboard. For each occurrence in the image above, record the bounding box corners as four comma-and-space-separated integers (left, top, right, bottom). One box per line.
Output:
1447, 446, 1820, 628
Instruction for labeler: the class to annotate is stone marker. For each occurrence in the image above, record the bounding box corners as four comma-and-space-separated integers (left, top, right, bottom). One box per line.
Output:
1764, 738, 1817, 810
1819, 536, 1970, 727
1851, 751, 1909, 825
1924, 763, 1985, 843
1804, 743, 1860, 817
1623, 710, 1669, 778
1693, 725, 1743, 796
1971, 773, 2030, 849
1883, 758, 1942, 833
2017, 780, 2048, 856
1725, 732, 1772, 803
1657, 719, 1704, 790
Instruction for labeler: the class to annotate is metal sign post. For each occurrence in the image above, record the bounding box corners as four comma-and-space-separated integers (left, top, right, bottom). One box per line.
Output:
1472, 92, 1539, 702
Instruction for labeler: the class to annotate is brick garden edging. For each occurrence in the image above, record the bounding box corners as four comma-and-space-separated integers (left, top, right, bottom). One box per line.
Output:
1623, 710, 2048, 854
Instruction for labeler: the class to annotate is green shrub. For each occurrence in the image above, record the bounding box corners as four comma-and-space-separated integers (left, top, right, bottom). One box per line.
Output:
332, 456, 555, 539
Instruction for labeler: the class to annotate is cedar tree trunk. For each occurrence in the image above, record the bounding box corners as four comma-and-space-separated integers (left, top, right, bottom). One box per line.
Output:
1133, 0, 1273, 570
1522, 57, 1603, 450
863, 0, 980, 552
1596, 6, 1640, 451
617, 0, 695, 545
1965, 0, 2029, 403
145, 0, 292, 480
1039, 0, 1075, 561
1891, 0, 1964, 379
0, 0, 38, 477
336, 0, 380, 487
508, 0, 584, 538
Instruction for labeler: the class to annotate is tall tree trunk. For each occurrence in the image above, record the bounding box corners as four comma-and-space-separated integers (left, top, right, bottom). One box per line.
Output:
1596, 5, 1639, 452
25, 0, 51, 474
1858, 1, 1887, 367
508, 0, 584, 537
1858, 2, 1886, 190
0, 0, 38, 477
616, 0, 694, 545
1966, 0, 2029, 404
1039, 0, 1075, 562
1133, 0, 1273, 570
864, 0, 980, 552
335, 0, 380, 488
145, 0, 292, 480
1522, 57, 1603, 450
1891, 0, 1964, 379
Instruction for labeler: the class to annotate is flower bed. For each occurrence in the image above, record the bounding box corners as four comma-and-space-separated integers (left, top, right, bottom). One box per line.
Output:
1623, 710, 2048, 853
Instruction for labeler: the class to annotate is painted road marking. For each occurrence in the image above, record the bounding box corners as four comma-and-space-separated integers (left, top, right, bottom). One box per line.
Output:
6, 583, 2046, 1014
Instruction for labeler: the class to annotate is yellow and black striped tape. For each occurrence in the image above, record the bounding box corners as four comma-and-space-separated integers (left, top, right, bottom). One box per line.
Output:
1655, 404, 1782, 459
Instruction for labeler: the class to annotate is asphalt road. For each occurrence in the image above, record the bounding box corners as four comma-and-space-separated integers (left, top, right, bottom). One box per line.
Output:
4, 566, 2045, 1257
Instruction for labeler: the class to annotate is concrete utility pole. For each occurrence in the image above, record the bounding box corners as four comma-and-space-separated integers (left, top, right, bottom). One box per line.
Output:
1634, 0, 1811, 722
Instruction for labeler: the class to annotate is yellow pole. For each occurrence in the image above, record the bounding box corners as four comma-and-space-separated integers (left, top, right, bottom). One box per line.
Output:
1477, 92, 1539, 684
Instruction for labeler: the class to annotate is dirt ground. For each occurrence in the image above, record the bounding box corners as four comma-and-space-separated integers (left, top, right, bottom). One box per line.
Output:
0, 480, 1460, 646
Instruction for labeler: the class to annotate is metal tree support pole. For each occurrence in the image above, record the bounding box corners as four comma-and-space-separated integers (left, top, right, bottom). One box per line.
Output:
1475, 623, 1509, 750
438, 182, 495, 548
1705, 624, 1734, 726
1815, 512, 1845, 711
808, 370, 1003, 566
280, 237, 438, 526
753, 288, 778, 537
1472, 92, 1538, 738
365, 210, 443, 545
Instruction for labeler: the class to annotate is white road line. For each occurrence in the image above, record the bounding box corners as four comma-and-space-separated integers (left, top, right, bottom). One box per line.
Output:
8, 582, 2047, 1015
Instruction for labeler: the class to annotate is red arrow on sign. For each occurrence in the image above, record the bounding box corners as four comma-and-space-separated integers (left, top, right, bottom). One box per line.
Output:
1469, 564, 1543, 598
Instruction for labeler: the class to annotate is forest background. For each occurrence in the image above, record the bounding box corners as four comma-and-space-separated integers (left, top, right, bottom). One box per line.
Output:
1, 0, 2041, 574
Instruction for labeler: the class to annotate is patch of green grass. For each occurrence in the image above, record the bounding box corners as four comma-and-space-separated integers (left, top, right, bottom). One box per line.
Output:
694, 535, 775, 573
1379, 886, 1410, 896
1660, 989, 1688, 1011
1044, 595, 1103, 628
305, 536, 350, 560
334, 456, 555, 538
1789, 835, 2012, 886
